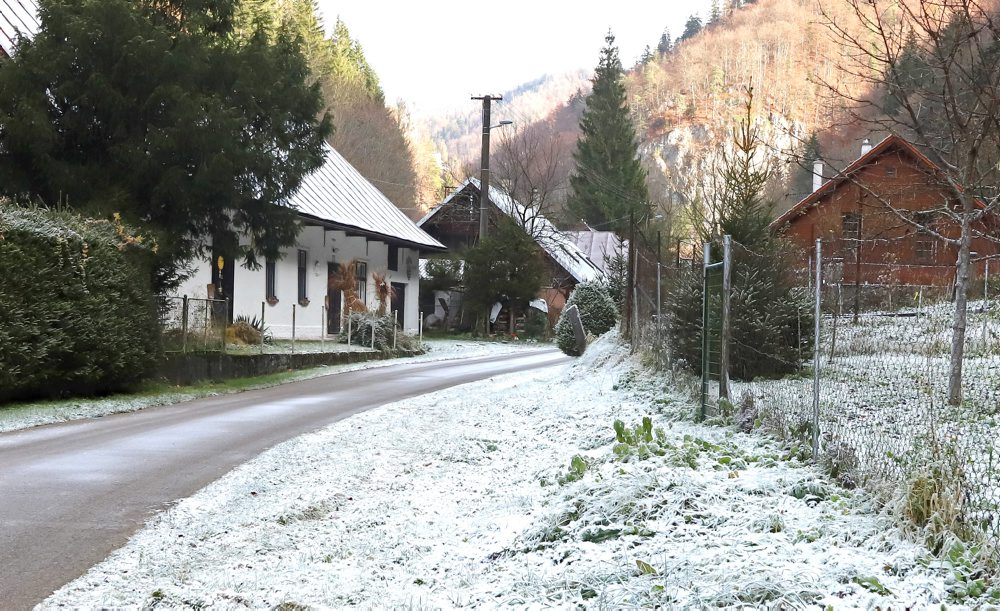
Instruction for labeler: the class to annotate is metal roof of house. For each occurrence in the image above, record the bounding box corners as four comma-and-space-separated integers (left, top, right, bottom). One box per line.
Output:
0, 0, 38, 57
565, 230, 623, 275
292, 143, 445, 252
418, 179, 603, 283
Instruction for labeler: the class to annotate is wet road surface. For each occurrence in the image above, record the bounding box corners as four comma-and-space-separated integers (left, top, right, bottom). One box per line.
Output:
0, 349, 567, 609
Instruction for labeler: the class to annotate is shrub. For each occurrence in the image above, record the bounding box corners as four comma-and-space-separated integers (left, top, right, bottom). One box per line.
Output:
571, 281, 618, 335
554, 281, 618, 356
340, 312, 419, 351
0, 207, 160, 401
664, 241, 813, 380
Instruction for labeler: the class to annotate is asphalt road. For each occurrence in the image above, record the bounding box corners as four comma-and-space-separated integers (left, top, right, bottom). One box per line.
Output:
0, 348, 568, 609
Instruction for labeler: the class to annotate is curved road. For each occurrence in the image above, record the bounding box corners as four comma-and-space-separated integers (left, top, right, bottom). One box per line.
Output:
0, 349, 568, 609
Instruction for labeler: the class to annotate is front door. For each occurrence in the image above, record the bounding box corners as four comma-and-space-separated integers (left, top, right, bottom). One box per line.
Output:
210, 252, 235, 323
391, 282, 406, 326
327, 263, 343, 334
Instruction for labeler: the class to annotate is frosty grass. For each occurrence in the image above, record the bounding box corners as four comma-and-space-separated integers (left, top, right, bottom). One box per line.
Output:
44, 333, 960, 609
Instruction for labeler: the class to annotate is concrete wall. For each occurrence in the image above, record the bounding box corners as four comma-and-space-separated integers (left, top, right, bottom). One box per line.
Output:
174, 224, 423, 339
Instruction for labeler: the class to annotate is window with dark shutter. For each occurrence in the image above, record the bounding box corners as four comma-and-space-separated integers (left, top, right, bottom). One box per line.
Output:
265, 258, 277, 302
388, 244, 398, 271
297, 249, 308, 304
355, 261, 367, 304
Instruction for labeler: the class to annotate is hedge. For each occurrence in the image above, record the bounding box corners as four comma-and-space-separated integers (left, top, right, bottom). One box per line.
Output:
0, 207, 160, 401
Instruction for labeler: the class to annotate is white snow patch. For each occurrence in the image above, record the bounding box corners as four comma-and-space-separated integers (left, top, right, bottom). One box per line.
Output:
43, 333, 959, 609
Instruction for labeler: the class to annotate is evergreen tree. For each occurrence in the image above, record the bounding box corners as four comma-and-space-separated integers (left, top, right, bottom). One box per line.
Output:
793, 133, 822, 198
657, 28, 672, 55
0, 0, 330, 291
567, 33, 649, 235
463, 217, 544, 334
680, 15, 703, 41
640, 45, 654, 65
709, 0, 721, 24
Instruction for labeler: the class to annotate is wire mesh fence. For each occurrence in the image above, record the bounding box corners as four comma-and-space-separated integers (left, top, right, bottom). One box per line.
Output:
631, 235, 1000, 561
158, 295, 228, 353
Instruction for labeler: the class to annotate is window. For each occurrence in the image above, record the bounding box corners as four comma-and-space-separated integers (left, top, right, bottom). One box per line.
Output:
388, 244, 398, 272
886, 166, 897, 177
355, 261, 368, 305
915, 236, 935, 261
265, 258, 277, 302
842, 213, 861, 241
297, 249, 308, 304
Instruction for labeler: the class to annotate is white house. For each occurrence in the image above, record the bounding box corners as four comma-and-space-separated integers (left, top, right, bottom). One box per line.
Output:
175, 144, 446, 339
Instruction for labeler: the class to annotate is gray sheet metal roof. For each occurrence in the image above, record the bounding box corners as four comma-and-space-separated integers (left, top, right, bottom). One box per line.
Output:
0, 0, 38, 57
419, 179, 603, 283
566, 230, 623, 275
293, 143, 445, 252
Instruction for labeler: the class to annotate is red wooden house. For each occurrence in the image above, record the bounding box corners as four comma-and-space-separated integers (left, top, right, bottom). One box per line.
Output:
771, 135, 997, 287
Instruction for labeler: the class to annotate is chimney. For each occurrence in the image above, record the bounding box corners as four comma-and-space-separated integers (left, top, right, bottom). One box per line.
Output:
812, 160, 824, 192
861, 138, 872, 156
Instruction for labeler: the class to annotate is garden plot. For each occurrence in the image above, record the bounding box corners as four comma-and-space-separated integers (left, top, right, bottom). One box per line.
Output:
44, 333, 961, 609
732, 299, 1000, 563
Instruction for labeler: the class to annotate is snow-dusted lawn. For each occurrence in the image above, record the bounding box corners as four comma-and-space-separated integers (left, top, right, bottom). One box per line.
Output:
0, 339, 543, 435
44, 334, 957, 609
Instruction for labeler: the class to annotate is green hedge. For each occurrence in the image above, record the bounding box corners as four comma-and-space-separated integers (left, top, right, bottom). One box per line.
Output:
0, 207, 160, 401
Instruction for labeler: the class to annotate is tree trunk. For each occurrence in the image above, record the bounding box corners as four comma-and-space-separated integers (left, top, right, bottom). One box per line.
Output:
948, 203, 972, 406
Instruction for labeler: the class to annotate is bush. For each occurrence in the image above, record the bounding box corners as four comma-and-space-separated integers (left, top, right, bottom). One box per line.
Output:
570, 281, 618, 335
0, 207, 160, 401
340, 312, 419, 351
554, 281, 618, 356
665, 241, 813, 380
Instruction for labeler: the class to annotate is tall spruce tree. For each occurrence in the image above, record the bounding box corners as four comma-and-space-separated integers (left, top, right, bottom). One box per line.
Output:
567, 33, 649, 235
0, 0, 330, 291
657, 28, 672, 55
680, 15, 703, 41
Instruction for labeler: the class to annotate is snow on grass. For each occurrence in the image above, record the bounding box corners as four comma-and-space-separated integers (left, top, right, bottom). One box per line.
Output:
44, 332, 960, 609
0, 339, 544, 435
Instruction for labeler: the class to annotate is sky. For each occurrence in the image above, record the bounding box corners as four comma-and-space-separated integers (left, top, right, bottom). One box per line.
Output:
315, 1, 713, 116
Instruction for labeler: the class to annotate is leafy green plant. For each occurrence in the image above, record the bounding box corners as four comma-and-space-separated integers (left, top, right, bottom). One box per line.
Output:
0, 207, 160, 401
612, 417, 671, 462
557, 455, 591, 486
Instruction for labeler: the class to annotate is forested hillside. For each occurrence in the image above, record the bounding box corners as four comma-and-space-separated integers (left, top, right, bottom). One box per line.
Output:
241, 0, 432, 217
430, 0, 893, 223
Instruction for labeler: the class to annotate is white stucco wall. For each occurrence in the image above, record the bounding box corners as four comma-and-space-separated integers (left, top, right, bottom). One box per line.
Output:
173, 225, 423, 339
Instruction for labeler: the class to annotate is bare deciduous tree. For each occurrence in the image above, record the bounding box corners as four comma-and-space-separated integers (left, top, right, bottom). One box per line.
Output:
819, 0, 1000, 405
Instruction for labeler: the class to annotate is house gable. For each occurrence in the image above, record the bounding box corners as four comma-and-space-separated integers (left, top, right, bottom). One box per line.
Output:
418, 179, 602, 284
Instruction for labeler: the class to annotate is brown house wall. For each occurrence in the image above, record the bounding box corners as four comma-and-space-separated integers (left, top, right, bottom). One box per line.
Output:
781, 151, 995, 286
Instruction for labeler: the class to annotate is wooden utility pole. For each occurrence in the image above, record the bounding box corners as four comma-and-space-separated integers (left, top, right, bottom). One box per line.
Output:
472, 95, 502, 239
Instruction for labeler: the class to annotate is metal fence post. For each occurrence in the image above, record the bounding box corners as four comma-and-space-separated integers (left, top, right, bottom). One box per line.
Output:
260, 301, 265, 355
812, 239, 822, 461
393, 310, 398, 351
419, 311, 424, 346
720, 235, 732, 401
371, 313, 376, 350
203, 300, 210, 350
221, 298, 228, 354
348, 313, 352, 348
656, 262, 662, 369
181, 295, 189, 354
700, 243, 711, 422
321, 305, 326, 352
292, 304, 297, 354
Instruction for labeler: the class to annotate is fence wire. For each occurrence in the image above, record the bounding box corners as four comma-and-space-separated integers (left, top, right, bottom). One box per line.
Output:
632, 236, 1000, 562
158, 295, 228, 353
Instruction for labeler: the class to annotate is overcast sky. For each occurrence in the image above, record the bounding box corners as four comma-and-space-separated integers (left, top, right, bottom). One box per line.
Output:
315, 1, 713, 115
